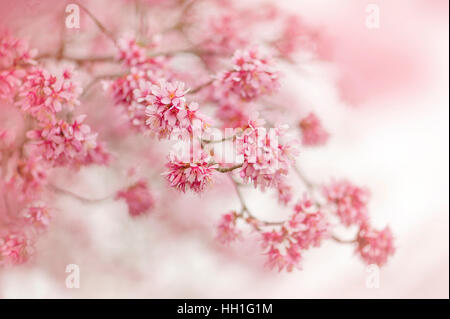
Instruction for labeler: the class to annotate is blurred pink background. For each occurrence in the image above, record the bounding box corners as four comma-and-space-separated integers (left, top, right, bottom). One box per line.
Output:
0, 0, 448, 298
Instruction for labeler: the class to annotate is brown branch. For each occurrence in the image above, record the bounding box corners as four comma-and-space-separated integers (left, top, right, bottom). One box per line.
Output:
216, 164, 243, 173
189, 79, 214, 94
81, 73, 124, 99
229, 176, 284, 228
48, 184, 114, 204
331, 235, 357, 244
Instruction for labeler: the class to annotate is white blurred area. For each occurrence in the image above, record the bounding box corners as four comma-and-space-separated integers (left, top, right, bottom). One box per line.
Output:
0, 0, 448, 298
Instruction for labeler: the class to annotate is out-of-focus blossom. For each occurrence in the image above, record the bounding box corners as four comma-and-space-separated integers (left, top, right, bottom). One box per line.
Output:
0, 231, 34, 266
9, 156, 48, 198
164, 150, 217, 193
117, 36, 165, 69
116, 180, 155, 217
299, 112, 329, 146
216, 47, 280, 101
0, 69, 24, 102
323, 180, 370, 227
22, 202, 51, 232
356, 224, 395, 266
289, 197, 329, 249
82, 142, 112, 166
0, 129, 15, 155
215, 100, 251, 129
0, 35, 37, 68
216, 211, 241, 244
276, 179, 293, 205
261, 195, 328, 272
200, 14, 247, 55
275, 15, 317, 59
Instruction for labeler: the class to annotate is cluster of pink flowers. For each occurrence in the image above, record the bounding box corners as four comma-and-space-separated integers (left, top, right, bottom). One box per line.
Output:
200, 14, 247, 55
356, 224, 395, 266
323, 180, 395, 266
22, 202, 51, 232
237, 118, 298, 190
116, 180, 155, 217
276, 179, 293, 205
141, 81, 208, 139
216, 211, 241, 245
8, 156, 48, 199
107, 68, 158, 132
1, 0, 397, 274
323, 179, 370, 227
299, 112, 329, 146
0, 231, 34, 266
0, 35, 37, 102
117, 36, 163, 69
215, 98, 252, 129
274, 15, 317, 59
164, 150, 217, 193
261, 196, 329, 271
26, 115, 98, 166
18, 68, 82, 123
215, 47, 280, 101
0, 34, 37, 68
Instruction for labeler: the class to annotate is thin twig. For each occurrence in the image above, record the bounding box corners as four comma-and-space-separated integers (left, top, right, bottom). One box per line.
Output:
76, 2, 117, 45
216, 164, 243, 173
331, 235, 357, 244
229, 176, 284, 227
292, 165, 315, 192
48, 184, 114, 204
81, 73, 123, 99
189, 79, 214, 94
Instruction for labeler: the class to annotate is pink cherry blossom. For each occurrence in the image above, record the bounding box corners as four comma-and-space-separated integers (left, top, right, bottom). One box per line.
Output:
276, 179, 293, 205
17, 68, 82, 123
356, 224, 395, 266
200, 14, 247, 55
299, 112, 329, 146
323, 180, 370, 227
22, 202, 51, 232
26, 115, 98, 166
143, 80, 207, 139
289, 198, 329, 249
117, 36, 167, 69
216, 212, 241, 244
116, 180, 155, 217
237, 118, 298, 190
82, 142, 112, 166
0, 69, 24, 102
8, 156, 48, 199
216, 47, 280, 101
215, 99, 252, 129
164, 150, 217, 193
0, 34, 37, 68
275, 15, 317, 59
0, 231, 34, 266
